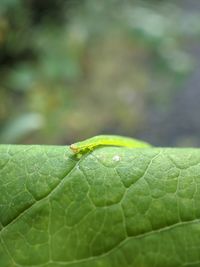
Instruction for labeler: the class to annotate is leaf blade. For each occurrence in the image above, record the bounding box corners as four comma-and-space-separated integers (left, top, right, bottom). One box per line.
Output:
1, 145, 200, 266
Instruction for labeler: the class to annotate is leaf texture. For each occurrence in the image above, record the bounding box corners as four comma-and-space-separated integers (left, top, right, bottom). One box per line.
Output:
1, 145, 200, 267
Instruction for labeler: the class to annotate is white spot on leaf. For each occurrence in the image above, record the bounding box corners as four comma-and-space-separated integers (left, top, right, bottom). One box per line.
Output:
113, 155, 120, 162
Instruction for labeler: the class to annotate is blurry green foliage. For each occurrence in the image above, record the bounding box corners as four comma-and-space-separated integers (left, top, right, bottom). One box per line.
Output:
0, 0, 200, 144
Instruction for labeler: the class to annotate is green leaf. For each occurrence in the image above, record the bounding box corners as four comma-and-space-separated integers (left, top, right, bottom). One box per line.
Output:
1, 145, 200, 267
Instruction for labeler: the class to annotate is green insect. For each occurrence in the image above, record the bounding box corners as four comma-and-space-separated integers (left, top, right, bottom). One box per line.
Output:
70, 135, 151, 154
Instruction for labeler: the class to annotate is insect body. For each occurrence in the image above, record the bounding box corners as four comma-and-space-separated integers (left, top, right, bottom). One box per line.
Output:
70, 135, 151, 154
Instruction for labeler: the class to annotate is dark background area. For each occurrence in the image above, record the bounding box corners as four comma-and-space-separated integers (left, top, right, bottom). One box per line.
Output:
0, 0, 200, 147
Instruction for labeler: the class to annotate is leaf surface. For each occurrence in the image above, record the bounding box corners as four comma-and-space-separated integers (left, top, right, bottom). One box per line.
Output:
1, 145, 200, 267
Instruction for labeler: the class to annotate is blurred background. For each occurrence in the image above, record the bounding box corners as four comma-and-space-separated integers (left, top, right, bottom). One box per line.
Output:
0, 0, 200, 146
